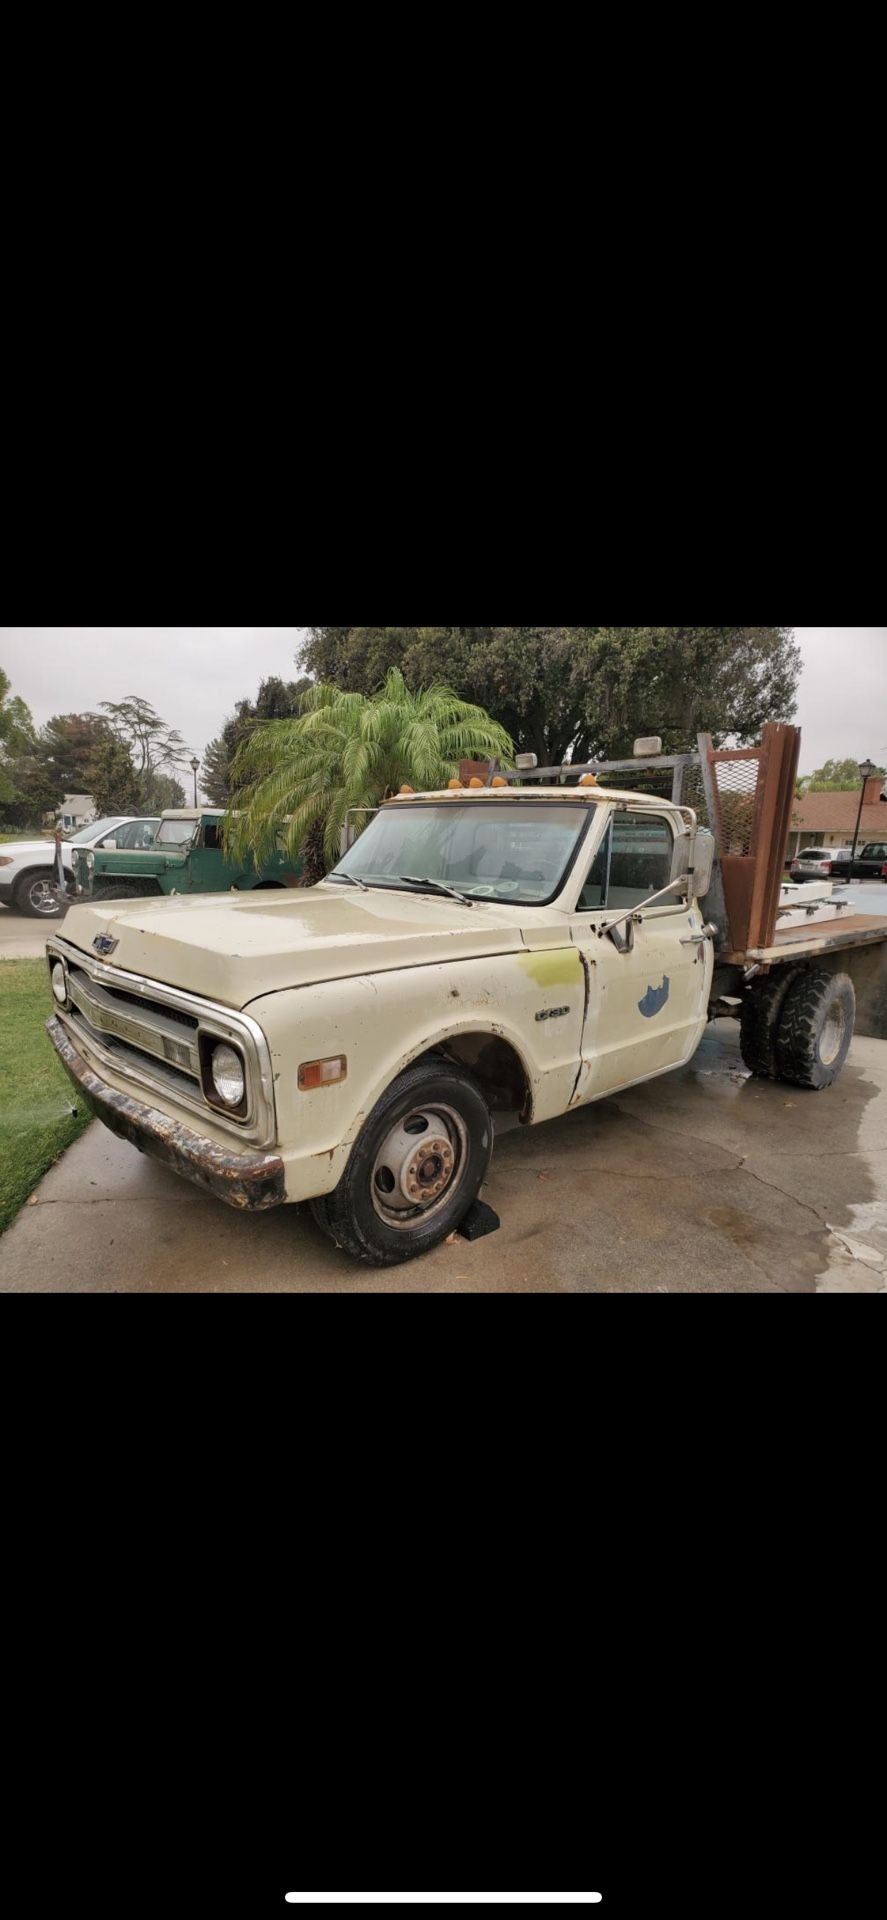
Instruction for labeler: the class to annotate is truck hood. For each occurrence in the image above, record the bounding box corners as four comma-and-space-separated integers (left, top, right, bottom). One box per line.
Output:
59, 884, 540, 1007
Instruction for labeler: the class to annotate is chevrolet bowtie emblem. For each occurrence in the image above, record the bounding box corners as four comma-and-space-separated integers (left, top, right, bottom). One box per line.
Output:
93, 934, 119, 958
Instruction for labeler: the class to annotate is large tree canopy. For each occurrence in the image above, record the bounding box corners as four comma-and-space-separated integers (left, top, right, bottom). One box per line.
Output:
1, 686, 189, 827
203, 676, 313, 806
801, 756, 886, 793
100, 696, 192, 812
0, 669, 37, 808
303, 626, 801, 764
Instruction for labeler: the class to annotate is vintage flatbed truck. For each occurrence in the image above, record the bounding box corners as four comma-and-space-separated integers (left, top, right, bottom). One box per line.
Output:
44, 724, 887, 1266
68, 808, 304, 902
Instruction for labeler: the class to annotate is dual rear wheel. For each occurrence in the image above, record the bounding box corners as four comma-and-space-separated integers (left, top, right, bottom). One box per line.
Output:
740, 967, 855, 1090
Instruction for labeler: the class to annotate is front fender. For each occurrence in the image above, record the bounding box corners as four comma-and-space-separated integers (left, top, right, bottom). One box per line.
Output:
247, 950, 586, 1203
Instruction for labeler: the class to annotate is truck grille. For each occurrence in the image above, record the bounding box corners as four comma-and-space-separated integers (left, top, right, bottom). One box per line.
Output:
67, 963, 201, 1085
48, 937, 277, 1148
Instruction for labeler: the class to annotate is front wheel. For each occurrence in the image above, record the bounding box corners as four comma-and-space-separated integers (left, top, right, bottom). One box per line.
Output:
14, 870, 64, 918
309, 1057, 494, 1266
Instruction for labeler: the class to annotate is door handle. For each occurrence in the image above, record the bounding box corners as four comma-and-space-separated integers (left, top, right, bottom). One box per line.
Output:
681, 923, 718, 944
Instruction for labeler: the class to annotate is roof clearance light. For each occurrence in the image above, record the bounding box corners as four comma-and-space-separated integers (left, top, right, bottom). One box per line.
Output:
399, 785, 415, 795
468, 777, 485, 789
491, 776, 509, 788
299, 1055, 348, 1091
448, 779, 462, 791
579, 774, 599, 787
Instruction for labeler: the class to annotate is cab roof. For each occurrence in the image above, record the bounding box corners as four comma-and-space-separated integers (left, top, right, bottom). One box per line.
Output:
160, 808, 224, 821
385, 786, 683, 812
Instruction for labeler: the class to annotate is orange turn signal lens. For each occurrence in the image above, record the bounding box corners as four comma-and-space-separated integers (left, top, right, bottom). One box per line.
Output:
491, 775, 508, 788
468, 777, 485, 789
448, 779, 462, 790
298, 1056, 348, 1091
579, 774, 599, 787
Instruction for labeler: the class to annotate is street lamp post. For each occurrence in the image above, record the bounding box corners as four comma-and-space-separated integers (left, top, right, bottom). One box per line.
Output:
190, 757, 200, 808
851, 758, 876, 866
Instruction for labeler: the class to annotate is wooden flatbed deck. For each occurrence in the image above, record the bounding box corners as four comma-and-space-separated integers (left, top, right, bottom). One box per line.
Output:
728, 914, 887, 966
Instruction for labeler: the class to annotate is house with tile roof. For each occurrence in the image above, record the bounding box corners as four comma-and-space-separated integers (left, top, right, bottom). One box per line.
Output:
787, 774, 887, 860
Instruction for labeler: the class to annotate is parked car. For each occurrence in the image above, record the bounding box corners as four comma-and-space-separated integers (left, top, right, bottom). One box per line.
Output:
789, 847, 851, 881
71, 809, 303, 901
0, 817, 160, 918
833, 841, 887, 881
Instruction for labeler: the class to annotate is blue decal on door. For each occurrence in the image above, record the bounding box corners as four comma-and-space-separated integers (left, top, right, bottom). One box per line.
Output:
639, 976, 670, 1018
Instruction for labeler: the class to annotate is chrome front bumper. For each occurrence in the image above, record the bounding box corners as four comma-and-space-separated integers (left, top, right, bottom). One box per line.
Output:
47, 1016, 286, 1212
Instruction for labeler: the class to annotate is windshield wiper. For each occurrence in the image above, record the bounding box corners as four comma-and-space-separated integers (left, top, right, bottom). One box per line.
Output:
399, 875, 476, 907
328, 871, 370, 893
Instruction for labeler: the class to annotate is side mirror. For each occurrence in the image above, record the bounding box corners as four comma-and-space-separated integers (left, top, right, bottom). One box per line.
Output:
672, 828, 715, 898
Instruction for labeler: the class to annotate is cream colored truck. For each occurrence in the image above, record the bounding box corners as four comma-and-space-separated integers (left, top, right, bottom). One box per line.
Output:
44, 776, 881, 1266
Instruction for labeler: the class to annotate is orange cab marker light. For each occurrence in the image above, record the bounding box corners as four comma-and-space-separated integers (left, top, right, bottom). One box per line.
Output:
299, 1056, 348, 1091
579, 774, 599, 786
448, 778, 462, 790
468, 777, 485, 789
491, 775, 508, 788
399, 784, 415, 795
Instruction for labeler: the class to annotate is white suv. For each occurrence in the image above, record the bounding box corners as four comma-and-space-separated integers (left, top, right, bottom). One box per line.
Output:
0, 817, 158, 918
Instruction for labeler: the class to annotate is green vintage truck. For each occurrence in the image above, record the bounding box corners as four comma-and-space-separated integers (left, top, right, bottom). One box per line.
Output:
71, 809, 304, 902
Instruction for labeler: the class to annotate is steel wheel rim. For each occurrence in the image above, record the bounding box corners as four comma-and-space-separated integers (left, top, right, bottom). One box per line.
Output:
371, 1102, 469, 1230
820, 1003, 846, 1066
28, 877, 60, 915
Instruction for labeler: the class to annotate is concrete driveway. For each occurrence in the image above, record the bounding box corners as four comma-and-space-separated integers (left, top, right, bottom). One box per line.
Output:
0, 907, 65, 959
1, 1023, 885, 1292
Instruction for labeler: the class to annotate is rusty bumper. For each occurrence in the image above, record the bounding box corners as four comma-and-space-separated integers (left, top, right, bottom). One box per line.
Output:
46, 1016, 286, 1212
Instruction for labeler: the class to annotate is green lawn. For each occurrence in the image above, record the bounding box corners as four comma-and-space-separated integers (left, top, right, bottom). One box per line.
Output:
0, 960, 91, 1233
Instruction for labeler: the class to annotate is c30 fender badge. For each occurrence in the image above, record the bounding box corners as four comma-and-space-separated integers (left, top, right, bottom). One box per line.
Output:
639, 976, 670, 1018
536, 1005, 570, 1022
93, 934, 119, 958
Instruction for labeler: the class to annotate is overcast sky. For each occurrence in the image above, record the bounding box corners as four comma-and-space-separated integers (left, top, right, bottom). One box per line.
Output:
1, 626, 884, 789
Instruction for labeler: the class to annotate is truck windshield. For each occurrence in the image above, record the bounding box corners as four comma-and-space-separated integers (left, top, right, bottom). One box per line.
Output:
330, 802, 590, 905
156, 820, 199, 848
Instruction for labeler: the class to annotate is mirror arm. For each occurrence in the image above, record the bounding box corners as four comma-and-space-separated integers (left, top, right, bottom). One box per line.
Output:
598, 877, 688, 942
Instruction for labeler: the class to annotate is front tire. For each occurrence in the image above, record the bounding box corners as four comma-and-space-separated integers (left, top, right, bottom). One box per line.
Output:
91, 880, 163, 902
309, 1057, 494, 1266
775, 969, 856, 1090
14, 869, 64, 918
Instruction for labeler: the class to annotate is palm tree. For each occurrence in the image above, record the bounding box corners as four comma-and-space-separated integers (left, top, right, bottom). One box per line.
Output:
226, 670, 514, 879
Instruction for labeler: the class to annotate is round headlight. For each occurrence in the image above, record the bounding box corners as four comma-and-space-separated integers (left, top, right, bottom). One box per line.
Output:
85, 851, 95, 870
51, 961, 68, 1006
211, 1043, 245, 1108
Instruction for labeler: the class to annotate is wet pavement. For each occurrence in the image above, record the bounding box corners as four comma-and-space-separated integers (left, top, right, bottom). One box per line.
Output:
1, 1022, 885, 1292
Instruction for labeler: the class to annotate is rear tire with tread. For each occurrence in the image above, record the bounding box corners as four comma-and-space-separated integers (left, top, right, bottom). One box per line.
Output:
740, 969, 800, 1078
775, 969, 856, 1090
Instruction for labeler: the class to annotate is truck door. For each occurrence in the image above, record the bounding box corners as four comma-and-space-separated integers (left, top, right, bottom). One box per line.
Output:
570, 809, 712, 1101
